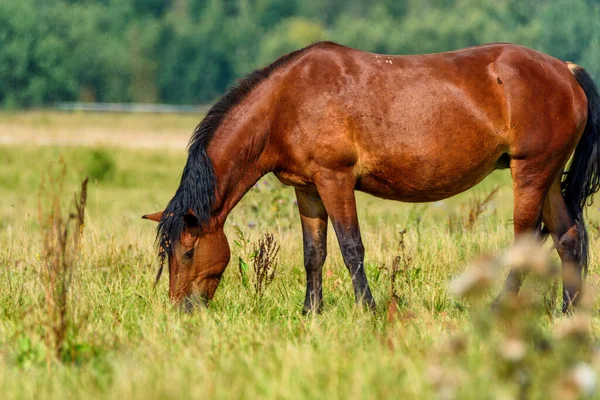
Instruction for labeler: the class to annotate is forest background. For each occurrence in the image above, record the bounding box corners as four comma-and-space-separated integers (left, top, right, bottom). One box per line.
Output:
2, 0, 599, 108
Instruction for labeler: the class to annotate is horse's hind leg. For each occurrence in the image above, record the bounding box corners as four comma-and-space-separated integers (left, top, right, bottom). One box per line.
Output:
542, 180, 583, 312
295, 188, 328, 313
494, 160, 550, 306
314, 173, 376, 310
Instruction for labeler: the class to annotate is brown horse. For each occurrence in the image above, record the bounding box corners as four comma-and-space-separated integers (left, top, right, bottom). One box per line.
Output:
143, 42, 599, 313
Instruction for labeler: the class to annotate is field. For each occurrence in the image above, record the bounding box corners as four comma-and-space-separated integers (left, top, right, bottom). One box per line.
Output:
1, 112, 599, 399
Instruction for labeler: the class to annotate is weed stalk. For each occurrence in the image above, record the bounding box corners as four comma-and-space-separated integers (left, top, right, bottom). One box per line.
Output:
38, 164, 88, 365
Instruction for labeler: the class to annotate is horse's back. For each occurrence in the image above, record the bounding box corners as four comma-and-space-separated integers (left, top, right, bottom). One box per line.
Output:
274, 42, 588, 202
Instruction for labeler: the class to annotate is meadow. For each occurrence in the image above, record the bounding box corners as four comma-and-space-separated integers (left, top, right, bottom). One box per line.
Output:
1, 112, 599, 399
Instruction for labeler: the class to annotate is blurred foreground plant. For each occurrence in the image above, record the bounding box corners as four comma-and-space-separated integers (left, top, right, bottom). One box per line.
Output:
442, 235, 598, 399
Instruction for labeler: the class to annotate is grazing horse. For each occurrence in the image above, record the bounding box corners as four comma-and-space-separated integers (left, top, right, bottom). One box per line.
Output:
143, 42, 599, 313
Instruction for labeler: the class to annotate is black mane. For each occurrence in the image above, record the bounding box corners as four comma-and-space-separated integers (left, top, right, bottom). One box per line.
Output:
156, 42, 336, 265
188, 42, 337, 155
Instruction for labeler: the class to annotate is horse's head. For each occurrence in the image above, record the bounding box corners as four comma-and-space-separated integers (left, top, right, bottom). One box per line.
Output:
142, 211, 230, 311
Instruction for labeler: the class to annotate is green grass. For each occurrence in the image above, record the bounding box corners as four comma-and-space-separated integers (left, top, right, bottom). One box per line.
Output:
1, 113, 599, 399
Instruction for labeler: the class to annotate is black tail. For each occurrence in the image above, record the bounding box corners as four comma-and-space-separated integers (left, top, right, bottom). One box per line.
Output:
561, 64, 600, 275
157, 130, 217, 255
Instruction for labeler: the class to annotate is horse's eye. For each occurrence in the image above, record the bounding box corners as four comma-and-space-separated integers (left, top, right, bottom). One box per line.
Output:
184, 249, 194, 260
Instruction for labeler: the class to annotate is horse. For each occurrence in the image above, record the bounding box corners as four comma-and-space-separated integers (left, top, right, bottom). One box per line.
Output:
143, 41, 599, 313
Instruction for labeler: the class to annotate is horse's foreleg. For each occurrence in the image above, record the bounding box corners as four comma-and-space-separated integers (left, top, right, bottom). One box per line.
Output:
541, 180, 584, 313
315, 173, 376, 310
295, 188, 328, 314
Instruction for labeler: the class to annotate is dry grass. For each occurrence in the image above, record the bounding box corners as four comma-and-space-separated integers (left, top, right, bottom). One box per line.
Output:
448, 186, 500, 234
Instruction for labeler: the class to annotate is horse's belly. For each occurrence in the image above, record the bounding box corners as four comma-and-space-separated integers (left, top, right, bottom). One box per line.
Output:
353, 104, 508, 202
356, 154, 500, 202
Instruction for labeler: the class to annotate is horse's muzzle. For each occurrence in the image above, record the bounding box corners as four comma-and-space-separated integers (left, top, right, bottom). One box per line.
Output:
180, 293, 208, 313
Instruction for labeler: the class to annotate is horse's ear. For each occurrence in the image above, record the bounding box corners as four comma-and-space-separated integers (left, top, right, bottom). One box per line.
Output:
181, 212, 200, 247
142, 211, 164, 223
183, 213, 199, 230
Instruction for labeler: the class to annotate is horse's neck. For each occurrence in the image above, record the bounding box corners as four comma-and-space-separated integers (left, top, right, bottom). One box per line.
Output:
206, 102, 275, 225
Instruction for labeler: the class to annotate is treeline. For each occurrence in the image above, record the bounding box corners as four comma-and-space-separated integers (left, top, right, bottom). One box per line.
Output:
1, 0, 599, 107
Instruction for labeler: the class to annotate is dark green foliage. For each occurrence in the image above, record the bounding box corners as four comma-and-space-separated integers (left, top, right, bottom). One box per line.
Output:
1, 0, 599, 107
